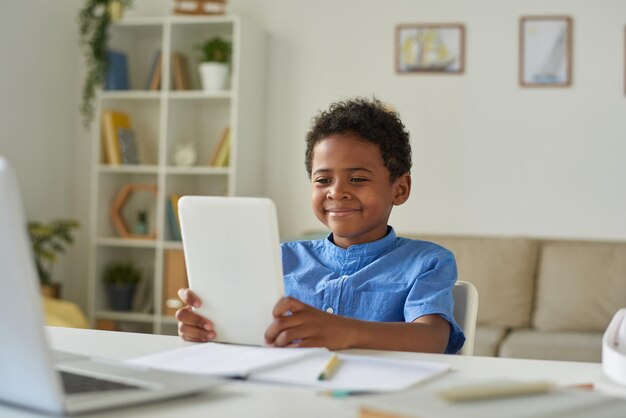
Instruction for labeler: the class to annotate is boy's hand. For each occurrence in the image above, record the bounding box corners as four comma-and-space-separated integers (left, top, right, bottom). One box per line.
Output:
265, 297, 355, 350
175, 288, 216, 342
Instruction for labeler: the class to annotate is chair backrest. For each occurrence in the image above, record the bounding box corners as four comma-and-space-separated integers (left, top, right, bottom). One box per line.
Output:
453, 281, 478, 355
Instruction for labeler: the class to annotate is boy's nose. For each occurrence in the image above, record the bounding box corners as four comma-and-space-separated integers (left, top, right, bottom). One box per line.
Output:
327, 184, 351, 200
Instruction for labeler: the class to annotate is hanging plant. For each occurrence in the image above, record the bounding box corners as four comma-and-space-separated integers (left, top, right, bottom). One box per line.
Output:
78, 0, 131, 127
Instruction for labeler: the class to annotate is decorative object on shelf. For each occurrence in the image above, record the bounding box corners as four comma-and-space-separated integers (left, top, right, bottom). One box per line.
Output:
101, 110, 132, 165
27, 219, 80, 298
173, 142, 197, 167
520, 16, 572, 87
134, 210, 149, 235
78, 0, 133, 127
104, 50, 129, 90
208, 127, 231, 167
196, 37, 232, 91
395, 23, 465, 74
110, 183, 158, 239
173, 0, 226, 16
103, 261, 142, 311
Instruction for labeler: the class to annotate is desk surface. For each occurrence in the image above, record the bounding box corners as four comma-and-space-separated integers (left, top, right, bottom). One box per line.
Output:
2, 327, 622, 417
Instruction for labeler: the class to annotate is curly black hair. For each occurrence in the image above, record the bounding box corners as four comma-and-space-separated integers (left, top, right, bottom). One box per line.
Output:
304, 97, 412, 181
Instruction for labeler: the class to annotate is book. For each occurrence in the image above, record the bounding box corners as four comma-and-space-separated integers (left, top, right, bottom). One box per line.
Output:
104, 50, 129, 90
166, 194, 182, 241
163, 249, 188, 316
101, 110, 131, 165
172, 52, 191, 90
127, 346, 450, 391
208, 127, 230, 167
117, 127, 140, 164
128, 343, 325, 378
145, 50, 162, 91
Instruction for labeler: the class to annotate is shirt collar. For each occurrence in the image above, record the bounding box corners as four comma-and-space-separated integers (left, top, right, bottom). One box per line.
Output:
323, 226, 397, 258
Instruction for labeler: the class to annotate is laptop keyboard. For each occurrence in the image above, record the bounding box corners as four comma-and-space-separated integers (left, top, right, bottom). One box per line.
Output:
60, 371, 140, 394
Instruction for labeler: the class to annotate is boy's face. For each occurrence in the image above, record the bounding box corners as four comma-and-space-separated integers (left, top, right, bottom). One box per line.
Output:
310, 134, 411, 249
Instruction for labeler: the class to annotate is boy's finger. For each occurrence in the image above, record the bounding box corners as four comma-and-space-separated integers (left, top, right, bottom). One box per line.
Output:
272, 296, 305, 317
178, 288, 201, 307
178, 323, 215, 342
264, 314, 299, 344
175, 306, 214, 331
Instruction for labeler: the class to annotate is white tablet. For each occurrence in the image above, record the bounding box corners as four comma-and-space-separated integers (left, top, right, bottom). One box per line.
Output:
178, 196, 285, 346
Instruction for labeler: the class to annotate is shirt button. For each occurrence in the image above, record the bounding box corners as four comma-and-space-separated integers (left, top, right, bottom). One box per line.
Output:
326, 307, 334, 314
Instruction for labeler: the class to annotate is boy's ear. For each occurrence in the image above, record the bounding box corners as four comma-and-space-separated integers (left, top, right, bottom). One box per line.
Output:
392, 173, 411, 206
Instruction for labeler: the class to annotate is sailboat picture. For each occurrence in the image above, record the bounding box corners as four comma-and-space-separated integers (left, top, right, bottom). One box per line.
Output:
520, 16, 572, 87
396, 24, 465, 74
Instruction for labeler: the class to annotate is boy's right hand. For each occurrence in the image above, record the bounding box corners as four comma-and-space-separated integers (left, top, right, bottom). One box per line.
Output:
175, 288, 216, 342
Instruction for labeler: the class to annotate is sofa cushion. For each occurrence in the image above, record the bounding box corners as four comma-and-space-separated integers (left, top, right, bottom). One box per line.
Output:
499, 329, 602, 362
473, 326, 508, 357
533, 241, 626, 332
413, 235, 538, 328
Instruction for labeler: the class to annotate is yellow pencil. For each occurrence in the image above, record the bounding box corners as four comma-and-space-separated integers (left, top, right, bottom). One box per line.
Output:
318, 353, 341, 381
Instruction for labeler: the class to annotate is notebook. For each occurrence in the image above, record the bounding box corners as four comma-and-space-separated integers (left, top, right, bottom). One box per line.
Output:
178, 196, 285, 345
0, 156, 220, 416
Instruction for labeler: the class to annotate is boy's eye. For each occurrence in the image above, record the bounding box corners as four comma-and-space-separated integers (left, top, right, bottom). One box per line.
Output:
314, 178, 331, 184
350, 177, 367, 183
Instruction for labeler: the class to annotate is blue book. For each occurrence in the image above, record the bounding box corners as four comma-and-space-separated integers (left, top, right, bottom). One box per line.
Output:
105, 50, 130, 90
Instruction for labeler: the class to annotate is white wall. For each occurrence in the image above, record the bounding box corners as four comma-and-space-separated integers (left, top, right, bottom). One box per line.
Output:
0, 0, 85, 302
227, 0, 626, 241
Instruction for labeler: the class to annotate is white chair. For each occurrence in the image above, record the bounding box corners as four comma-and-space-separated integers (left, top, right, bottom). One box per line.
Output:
453, 281, 479, 356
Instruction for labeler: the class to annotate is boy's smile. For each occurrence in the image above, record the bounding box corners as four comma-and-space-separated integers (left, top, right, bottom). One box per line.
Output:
310, 133, 411, 249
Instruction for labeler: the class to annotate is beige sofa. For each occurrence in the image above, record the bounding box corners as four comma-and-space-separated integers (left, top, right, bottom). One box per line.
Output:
410, 234, 626, 362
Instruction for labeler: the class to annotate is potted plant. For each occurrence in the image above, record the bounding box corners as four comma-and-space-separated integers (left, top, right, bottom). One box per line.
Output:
196, 36, 232, 91
78, 0, 131, 127
103, 261, 142, 311
28, 219, 80, 298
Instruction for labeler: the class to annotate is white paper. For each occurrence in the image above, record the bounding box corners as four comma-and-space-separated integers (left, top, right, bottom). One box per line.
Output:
127, 343, 325, 377
251, 351, 451, 392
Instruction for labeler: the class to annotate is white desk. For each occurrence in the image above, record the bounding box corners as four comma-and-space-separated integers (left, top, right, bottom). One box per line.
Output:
3, 327, 623, 417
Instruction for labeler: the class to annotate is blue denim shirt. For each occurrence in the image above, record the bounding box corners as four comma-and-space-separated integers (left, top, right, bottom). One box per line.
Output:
280, 227, 465, 354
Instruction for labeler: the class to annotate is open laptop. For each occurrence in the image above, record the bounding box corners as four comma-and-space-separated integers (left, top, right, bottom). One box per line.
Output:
0, 156, 221, 415
178, 196, 285, 346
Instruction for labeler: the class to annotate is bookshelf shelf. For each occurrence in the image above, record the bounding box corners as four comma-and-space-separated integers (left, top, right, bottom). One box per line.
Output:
165, 166, 230, 175
98, 164, 160, 174
167, 91, 233, 100
100, 91, 162, 100
88, 15, 265, 335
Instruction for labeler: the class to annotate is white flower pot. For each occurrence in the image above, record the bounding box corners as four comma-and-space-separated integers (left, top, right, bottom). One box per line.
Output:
199, 62, 229, 91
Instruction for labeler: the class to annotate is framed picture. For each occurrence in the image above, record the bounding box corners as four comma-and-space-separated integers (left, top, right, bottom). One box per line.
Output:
395, 24, 465, 74
520, 16, 572, 87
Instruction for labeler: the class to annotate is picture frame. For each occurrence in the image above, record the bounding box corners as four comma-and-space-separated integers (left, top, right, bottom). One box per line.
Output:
520, 16, 572, 87
395, 24, 465, 74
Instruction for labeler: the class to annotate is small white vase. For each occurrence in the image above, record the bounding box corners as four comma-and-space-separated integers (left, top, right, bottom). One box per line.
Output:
199, 62, 229, 91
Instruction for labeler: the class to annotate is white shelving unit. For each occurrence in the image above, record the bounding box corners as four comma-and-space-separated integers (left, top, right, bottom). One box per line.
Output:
88, 15, 265, 334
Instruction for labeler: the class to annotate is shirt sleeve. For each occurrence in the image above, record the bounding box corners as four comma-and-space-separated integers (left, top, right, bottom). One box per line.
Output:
403, 247, 466, 354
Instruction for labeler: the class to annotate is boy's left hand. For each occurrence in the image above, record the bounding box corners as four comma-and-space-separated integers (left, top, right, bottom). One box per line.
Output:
265, 297, 355, 350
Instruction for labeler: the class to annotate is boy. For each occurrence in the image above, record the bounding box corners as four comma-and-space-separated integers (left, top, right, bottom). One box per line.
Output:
177, 97, 464, 354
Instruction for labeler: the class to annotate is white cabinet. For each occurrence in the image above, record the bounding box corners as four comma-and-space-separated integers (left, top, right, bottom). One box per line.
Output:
88, 15, 265, 334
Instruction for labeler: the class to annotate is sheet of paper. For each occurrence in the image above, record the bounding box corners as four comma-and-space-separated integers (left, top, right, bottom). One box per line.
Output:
250, 351, 451, 392
127, 343, 324, 377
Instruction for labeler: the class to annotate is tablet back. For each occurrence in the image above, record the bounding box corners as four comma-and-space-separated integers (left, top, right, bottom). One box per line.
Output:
178, 196, 285, 345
